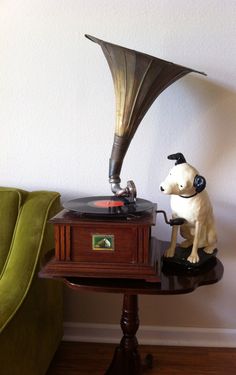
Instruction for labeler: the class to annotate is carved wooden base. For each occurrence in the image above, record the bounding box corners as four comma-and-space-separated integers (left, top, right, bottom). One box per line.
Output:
105, 294, 153, 375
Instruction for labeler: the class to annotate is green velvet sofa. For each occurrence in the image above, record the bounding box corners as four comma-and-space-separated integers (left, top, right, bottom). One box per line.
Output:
0, 187, 63, 375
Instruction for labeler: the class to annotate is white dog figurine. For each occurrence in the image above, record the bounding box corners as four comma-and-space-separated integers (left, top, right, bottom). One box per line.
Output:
160, 153, 217, 264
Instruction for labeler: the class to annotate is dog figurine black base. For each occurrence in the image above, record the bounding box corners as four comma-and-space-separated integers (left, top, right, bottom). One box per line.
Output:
162, 245, 218, 272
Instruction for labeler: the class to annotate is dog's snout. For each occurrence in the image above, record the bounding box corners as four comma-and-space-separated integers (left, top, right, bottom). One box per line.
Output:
160, 186, 164, 192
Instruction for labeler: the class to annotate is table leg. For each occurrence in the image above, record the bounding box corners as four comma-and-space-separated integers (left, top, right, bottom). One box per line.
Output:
105, 294, 151, 375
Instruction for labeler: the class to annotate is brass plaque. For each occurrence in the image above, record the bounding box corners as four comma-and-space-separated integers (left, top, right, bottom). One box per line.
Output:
92, 234, 114, 251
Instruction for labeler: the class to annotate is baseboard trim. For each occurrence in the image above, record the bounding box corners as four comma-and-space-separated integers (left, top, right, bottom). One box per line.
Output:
63, 322, 236, 348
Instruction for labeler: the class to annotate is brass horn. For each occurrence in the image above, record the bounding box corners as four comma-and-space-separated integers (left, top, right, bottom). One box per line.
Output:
85, 35, 206, 201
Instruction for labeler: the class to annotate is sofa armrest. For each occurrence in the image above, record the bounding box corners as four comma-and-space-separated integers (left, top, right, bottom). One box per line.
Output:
0, 191, 60, 332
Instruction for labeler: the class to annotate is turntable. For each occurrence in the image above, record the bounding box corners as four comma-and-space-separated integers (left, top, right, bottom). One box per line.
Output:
47, 35, 205, 282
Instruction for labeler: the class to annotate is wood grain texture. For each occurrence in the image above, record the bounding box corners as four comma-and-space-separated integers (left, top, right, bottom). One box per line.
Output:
47, 342, 236, 375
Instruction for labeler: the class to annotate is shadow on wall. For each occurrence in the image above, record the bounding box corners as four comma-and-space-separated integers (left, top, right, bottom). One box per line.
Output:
147, 75, 236, 181
183, 76, 236, 172
215, 200, 236, 258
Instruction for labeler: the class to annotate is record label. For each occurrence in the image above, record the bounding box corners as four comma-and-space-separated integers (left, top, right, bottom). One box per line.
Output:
90, 200, 125, 208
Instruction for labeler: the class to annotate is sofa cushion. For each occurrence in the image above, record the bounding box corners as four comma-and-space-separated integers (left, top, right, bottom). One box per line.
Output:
0, 189, 25, 272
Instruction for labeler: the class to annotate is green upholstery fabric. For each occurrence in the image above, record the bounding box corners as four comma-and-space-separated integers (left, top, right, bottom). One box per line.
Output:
0, 188, 26, 272
0, 187, 63, 375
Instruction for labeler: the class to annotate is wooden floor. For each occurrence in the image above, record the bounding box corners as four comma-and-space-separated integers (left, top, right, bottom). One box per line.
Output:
47, 342, 236, 375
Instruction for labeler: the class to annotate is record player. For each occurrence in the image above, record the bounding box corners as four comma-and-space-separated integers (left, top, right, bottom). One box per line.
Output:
47, 35, 205, 282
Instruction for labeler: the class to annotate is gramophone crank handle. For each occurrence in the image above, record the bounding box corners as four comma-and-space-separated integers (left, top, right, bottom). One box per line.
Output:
156, 210, 186, 226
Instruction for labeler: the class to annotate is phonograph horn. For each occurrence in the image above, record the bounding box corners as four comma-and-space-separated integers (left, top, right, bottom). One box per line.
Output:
85, 34, 206, 200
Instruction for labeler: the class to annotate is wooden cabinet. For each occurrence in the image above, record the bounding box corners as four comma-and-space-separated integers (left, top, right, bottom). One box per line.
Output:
46, 207, 160, 282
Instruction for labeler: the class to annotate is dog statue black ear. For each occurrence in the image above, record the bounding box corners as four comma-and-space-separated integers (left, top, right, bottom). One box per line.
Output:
193, 175, 206, 193
168, 153, 186, 165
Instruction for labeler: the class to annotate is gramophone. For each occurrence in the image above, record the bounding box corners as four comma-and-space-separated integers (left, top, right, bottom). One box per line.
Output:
65, 35, 205, 215
48, 35, 206, 281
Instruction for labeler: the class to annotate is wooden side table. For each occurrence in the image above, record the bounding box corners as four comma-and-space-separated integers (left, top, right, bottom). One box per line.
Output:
40, 241, 223, 375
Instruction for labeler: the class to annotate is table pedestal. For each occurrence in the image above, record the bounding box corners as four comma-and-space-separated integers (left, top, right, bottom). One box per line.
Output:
105, 294, 152, 375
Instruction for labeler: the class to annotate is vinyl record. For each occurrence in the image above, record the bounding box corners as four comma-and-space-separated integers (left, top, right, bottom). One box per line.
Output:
63, 196, 155, 217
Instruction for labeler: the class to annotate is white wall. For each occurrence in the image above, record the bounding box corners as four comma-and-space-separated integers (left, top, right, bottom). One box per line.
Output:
1, 0, 236, 334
